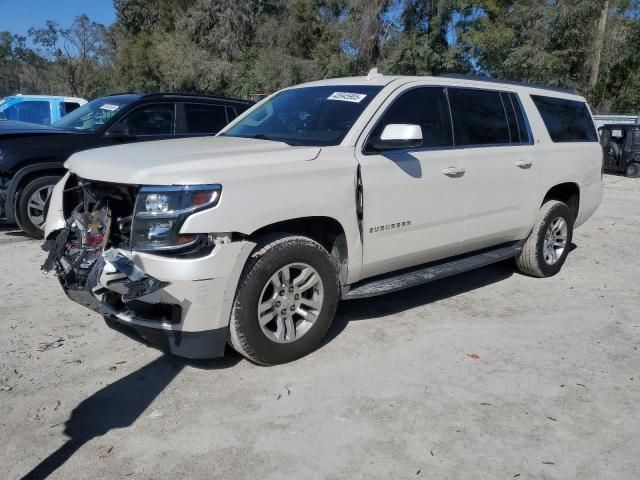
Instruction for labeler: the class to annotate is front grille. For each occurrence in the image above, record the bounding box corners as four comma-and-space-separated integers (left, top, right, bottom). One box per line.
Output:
63, 175, 138, 249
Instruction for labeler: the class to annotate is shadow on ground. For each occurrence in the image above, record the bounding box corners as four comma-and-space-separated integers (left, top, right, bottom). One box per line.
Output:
323, 260, 517, 346
19, 352, 241, 480
19, 255, 565, 479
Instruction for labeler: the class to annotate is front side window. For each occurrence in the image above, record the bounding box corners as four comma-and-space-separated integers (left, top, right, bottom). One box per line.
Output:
222, 85, 383, 146
3, 100, 51, 125
369, 87, 453, 150
448, 88, 510, 146
183, 103, 228, 134
53, 98, 133, 132
531, 95, 598, 142
114, 103, 175, 136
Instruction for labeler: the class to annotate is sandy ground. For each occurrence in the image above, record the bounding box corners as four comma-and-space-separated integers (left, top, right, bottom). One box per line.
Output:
1, 174, 639, 480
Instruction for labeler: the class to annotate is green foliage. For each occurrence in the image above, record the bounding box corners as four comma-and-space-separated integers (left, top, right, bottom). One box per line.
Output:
0, 0, 638, 113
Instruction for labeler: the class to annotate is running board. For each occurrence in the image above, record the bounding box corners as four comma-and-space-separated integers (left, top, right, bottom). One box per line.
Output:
342, 242, 523, 300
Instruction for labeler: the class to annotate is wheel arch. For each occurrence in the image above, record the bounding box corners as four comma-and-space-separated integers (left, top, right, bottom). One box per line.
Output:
542, 182, 580, 221
5, 162, 66, 224
248, 216, 350, 287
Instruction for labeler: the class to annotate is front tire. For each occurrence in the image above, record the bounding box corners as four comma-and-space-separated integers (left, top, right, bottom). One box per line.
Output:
625, 162, 640, 178
229, 234, 340, 365
16, 175, 60, 239
516, 200, 574, 278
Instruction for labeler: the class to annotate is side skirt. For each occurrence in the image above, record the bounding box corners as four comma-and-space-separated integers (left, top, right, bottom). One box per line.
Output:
342, 241, 523, 300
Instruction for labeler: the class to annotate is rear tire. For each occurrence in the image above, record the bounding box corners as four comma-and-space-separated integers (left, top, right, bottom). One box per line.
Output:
625, 162, 640, 178
16, 175, 60, 239
516, 200, 573, 278
229, 234, 340, 365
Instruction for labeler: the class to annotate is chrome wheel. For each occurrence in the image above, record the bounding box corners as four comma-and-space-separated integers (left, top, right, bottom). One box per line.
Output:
543, 217, 568, 265
257, 263, 324, 343
26, 184, 53, 229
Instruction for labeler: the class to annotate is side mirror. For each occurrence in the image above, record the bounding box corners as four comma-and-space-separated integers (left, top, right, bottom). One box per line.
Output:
105, 123, 134, 139
370, 124, 423, 150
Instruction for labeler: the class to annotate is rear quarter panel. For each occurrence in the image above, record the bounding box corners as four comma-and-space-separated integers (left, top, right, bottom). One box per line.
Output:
518, 90, 603, 229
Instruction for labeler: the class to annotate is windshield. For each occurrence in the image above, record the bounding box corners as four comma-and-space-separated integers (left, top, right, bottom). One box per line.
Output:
222, 85, 383, 146
52, 97, 134, 132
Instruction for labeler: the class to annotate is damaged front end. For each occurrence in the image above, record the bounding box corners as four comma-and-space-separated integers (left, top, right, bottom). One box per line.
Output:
41, 175, 238, 359
42, 177, 169, 314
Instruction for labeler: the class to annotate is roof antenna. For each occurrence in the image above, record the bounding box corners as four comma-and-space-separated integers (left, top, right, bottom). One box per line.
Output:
367, 68, 383, 80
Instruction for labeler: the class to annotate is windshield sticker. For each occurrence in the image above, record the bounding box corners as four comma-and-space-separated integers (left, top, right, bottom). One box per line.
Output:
99, 104, 121, 111
327, 92, 367, 103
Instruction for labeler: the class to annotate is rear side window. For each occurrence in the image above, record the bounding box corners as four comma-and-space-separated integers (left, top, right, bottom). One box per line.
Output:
371, 87, 453, 149
448, 88, 510, 146
531, 95, 598, 142
184, 103, 228, 134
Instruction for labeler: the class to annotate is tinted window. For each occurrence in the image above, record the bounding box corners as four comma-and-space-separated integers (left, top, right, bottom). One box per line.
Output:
449, 88, 510, 145
501, 93, 519, 142
64, 102, 81, 115
531, 95, 597, 142
510, 93, 531, 143
4, 101, 51, 125
370, 87, 453, 149
184, 103, 227, 134
117, 103, 175, 135
226, 106, 238, 122
223, 85, 382, 146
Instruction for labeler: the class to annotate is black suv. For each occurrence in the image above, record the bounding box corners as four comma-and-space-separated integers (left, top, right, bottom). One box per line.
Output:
0, 93, 253, 237
599, 123, 640, 177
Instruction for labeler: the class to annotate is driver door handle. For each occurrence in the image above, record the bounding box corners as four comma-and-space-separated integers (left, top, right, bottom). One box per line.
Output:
442, 166, 466, 177
516, 159, 533, 169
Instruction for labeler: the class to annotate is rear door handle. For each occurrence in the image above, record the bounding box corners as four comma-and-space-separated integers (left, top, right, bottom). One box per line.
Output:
516, 159, 533, 169
442, 167, 466, 177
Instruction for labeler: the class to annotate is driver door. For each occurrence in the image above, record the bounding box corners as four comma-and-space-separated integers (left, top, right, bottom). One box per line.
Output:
356, 85, 468, 279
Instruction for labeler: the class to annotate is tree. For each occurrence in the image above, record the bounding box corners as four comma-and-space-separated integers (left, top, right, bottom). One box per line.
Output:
28, 15, 114, 97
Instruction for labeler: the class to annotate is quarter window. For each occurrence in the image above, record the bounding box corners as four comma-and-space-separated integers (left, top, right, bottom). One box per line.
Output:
448, 88, 510, 146
63, 102, 81, 115
370, 87, 453, 149
531, 95, 598, 142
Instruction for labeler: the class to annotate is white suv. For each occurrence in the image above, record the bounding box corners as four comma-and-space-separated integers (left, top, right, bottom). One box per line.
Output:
43, 72, 603, 365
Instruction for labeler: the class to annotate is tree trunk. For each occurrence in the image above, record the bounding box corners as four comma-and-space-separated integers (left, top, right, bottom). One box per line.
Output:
590, 0, 610, 90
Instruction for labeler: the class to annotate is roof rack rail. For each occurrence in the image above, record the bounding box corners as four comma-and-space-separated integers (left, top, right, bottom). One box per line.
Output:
437, 73, 576, 95
140, 92, 253, 103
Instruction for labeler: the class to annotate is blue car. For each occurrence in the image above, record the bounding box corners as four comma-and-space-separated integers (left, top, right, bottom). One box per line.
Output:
0, 95, 87, 126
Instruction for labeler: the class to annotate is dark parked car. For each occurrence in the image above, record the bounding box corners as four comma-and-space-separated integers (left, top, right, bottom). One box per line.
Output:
599, 123, 640, 177
0, 93, 253, 238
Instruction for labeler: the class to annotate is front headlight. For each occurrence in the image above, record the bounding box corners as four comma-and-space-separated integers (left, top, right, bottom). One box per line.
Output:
131, 184, 221, 251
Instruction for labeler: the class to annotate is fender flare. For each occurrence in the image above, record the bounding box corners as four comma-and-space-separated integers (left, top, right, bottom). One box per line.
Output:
4, 162, 65, 224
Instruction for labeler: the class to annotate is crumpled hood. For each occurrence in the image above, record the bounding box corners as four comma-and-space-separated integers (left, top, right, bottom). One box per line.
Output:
64, 136, 321, 185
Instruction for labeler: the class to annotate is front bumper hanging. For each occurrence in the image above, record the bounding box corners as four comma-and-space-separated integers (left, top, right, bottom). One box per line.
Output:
41, 206, 229, 360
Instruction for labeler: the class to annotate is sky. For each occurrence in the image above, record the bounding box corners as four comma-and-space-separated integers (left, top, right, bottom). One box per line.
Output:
0, 0, 116, 37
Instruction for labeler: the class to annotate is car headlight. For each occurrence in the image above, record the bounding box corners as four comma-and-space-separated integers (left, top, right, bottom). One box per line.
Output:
131, 184, 221, 251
